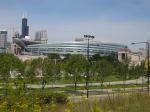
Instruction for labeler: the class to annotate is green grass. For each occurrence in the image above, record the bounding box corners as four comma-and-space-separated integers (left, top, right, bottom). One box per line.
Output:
104, 75, 121, 82
40, 92, 150, 112
0, 83, 146, 95
23, 83, 147, 91
66, 92, 150, 112
0, 83, 149, 112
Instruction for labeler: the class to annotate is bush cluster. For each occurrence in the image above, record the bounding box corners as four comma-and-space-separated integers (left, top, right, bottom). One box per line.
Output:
39, 92, 68, 104
0, 90, 68, 112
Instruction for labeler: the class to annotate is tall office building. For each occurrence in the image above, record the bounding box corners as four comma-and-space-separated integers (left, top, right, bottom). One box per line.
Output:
35, 30, 48, 43
0, 31, 7, 48
21, 17, 29, 38
0, 31, 8, 53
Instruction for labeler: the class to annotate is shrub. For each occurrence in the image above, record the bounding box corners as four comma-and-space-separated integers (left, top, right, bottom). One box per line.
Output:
39, 92, 68, 104
53, 93, 68, 103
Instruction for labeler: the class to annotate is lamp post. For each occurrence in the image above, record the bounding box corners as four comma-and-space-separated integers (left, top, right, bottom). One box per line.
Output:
131, 41, 150, 92
84, 35, 95, 98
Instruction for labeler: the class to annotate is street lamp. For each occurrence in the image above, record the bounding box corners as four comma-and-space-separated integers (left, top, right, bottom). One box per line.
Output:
84, 35, 95, 98
131, 41, 150, 92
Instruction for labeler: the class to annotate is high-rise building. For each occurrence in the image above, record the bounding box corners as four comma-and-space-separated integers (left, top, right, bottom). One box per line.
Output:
21, 17, 29, 38
35, 30, 48, 43
0, 31, 7, 48
0, 30, 8, 53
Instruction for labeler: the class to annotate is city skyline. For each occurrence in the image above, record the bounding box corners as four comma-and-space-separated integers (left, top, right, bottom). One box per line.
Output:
0, 0, 150, 50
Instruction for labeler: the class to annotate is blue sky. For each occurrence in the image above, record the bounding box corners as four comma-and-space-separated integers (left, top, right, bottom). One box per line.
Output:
0, 0, 150, 50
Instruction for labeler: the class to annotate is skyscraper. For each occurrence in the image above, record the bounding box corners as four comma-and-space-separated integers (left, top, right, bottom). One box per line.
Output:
0, 30, 8, 53
21, 17, 29, 38
0, 30, 7, 48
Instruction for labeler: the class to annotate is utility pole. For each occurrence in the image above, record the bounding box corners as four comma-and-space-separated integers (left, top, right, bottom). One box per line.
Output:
84, 35, 95, 98
147, 42, 150, 92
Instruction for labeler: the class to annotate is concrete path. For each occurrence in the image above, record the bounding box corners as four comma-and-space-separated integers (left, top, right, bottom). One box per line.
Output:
26, 77, 147, 88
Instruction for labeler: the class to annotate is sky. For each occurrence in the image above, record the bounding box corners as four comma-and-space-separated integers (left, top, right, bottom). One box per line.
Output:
0, 0, 150, 50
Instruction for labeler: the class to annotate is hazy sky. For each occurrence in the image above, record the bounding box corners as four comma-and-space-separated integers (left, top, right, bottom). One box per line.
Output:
0, 0, 150, 50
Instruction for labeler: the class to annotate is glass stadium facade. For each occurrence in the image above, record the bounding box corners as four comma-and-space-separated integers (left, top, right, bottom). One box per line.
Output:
25, 40, 128, 56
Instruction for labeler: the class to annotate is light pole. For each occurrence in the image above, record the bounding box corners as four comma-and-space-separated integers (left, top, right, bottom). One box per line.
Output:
84, 35, 95, 98
132, 41, 150, 92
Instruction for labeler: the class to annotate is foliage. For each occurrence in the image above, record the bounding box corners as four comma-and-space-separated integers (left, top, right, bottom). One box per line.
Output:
66, 100, 103, 112
0, 84, 68, 112
94, 59, 113, 86
48, 53, 61, 60
129, 62, 145, 79
90, 54, 119, 66
64, 54, 87, 91
0, 54, 148, 112
39, 92, 68, 104
67, 93, 150, 112
0, 54, 24, 82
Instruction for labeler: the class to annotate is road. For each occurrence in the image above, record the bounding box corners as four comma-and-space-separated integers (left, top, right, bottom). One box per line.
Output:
26, 77, 147, 88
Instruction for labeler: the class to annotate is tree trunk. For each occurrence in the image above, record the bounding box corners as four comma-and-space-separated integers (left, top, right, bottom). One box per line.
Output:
23, 82, 26, 91
75, 81, 77, 92
123, 77, 126, 92
142, 76, 144, 90
74, 75, 77, 92
136, 76, 138, 85
42, 78, 46, 90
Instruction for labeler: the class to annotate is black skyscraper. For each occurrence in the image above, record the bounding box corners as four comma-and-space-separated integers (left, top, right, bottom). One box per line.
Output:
21, 18, 29, 38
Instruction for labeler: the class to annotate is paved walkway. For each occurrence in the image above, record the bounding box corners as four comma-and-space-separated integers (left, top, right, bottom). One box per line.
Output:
26, 77, 147, 88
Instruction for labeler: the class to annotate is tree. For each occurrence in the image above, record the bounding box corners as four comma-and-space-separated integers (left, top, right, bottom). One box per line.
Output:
90, 54, 102, 61
29, 57, 61, 90
43, 58, 62, 89
48, 53, 60, 60
42, 58, 54, 89
48, 53, 62, 87
0, 54, 24, 82
94, 59, 113, 87
21, 58, 40, 93
24, 58, 46, 90
0, 54, 25, 95
103, 55, 119, 66
129, 62, 145, 85
116, 57, 130, 91
51, 60, 61, 86
63, 54, 71, 61
65, 54, 87, 91
28, 58, 55, 90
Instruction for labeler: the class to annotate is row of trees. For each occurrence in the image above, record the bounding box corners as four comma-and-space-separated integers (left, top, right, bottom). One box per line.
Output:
0, 53, 145, 92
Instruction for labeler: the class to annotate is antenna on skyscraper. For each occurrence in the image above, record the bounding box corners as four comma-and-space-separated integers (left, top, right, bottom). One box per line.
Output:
22, 12, 28, 18
25, 12, 28, 18
22, 13, 25, 18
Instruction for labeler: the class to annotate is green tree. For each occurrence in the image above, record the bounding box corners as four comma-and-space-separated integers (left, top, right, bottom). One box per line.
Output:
116, 60, 129, 91
94, 59, 113, 87
48, 53, 60, 60
65, 54, 87, 91
0, 54, 25, 96
130, 62, 145, 85
29, 57, 60, 90
24, 58, 47, 89
48, 53, 62, 87
0, 54, 24, 82
42, 58, 58, 89
90, 54, 102, 61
